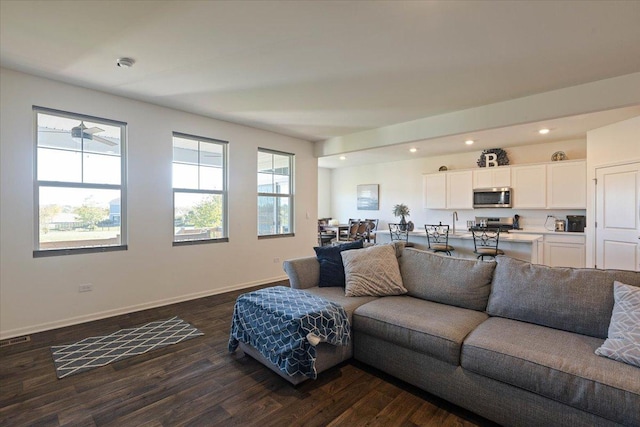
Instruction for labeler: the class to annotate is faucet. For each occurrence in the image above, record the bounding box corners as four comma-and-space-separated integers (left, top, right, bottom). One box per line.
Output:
452, 211, 458, 235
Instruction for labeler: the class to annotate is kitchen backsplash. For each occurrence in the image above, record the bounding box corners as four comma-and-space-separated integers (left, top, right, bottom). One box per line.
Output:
421, 208, 587, 231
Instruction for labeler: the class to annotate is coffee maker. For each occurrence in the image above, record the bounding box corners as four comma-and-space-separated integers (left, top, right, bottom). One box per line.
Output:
566, 215, 586, 232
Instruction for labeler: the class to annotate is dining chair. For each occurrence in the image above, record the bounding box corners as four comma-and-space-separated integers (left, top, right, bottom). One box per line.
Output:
355, 221, 371, 241
471, 227, 504, 260
342, 220, 362, 242
317, 218, 336, 246
388, 223, 414, 247
424, 224, 454, 256
339, 218, 360, 241
364, 219, 379, 243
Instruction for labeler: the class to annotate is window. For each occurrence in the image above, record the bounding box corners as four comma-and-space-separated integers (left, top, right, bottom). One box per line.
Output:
173, 133, 228, 245
34, 107, 127, 256
258, 149, 294, 237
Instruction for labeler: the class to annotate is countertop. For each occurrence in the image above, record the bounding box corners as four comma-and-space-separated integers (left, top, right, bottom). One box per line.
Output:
509, 228, 585, 236
408, 230, 543, 243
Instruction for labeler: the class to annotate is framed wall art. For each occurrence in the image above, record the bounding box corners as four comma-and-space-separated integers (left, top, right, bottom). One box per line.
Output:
357, 184, 379, 210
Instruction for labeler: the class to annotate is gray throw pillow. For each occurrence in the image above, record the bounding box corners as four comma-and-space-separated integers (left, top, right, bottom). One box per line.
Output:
341, 244, 407, 297
486, 256, 619, 338
399, 248, 495, 311
363, 241, 405, 257
595, 281, 640, 368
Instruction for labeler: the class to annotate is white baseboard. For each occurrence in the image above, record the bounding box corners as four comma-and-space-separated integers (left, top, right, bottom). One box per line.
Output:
0, 275, 287, 340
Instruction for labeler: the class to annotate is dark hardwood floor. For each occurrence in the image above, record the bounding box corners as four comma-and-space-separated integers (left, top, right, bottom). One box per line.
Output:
0, 281, 496, 426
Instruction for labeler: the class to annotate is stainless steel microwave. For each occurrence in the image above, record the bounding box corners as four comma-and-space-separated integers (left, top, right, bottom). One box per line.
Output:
473, 187, 512, 208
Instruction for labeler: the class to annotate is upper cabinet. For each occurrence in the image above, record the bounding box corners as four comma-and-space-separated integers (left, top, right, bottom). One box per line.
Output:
473, 167, 511, 189
547, 161, 586, 208
447, 171, 473, 209
424, 171, 473, 209
423, 173, 446, 209
511, 160, 586, 209
425, 160, 586, 210
511, 164, 547, 208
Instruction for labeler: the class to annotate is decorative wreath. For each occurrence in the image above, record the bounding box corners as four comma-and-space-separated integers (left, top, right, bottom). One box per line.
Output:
477, 148, 509, 167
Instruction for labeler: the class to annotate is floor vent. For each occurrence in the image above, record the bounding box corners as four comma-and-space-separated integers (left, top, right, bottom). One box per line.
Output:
0, 336, 31, 347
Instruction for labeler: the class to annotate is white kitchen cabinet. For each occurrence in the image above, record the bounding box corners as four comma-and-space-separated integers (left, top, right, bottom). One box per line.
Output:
447, 171, 473, 209
543, 234, 586, 268
473, 166, 511, 189
511, 164, 546, 208
547, 160, 586, 208
426, 159, 585, 211
423, 170, 473, 209
423, 173, 446, 209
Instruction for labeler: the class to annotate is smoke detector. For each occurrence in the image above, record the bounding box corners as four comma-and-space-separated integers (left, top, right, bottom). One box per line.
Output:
116, 57, 135, 68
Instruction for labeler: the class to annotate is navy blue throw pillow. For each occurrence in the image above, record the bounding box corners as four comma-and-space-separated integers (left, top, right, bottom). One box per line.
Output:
314, 240, 364, 287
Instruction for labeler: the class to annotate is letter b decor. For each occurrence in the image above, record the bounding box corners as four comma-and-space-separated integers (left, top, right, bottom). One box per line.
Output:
477, 148, 509, 167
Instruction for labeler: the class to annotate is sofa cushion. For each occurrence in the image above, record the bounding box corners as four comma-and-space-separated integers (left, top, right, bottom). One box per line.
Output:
342, 244, 407, 297
300, 286, 378, 322
399, 248, 496, 311
283, 256, 320, 290
596, 281, 640, 367
461, 317, 640, 426
487, 256, 640, 338
353, 296, 488, 366
313, 240, 364, 287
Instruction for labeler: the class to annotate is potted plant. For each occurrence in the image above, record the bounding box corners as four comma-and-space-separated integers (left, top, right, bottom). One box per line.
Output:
392, 204, 411, 230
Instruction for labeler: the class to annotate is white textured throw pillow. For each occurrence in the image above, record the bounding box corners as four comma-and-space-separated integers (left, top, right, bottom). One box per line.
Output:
595, 281, 640, 368
341, 244, 407, 297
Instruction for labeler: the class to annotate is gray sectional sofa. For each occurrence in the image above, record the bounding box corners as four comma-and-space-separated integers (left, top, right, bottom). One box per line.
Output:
281, 246, 640, 427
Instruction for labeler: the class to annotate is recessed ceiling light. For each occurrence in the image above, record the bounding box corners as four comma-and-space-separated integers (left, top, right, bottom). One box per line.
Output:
409, 148, 417, 153
116, 57, 135, 68
538, 128, 550, 135
465, 139, 474, 145
339, 156, 346, 160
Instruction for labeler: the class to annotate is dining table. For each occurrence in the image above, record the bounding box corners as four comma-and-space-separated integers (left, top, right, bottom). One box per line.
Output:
323, 224, 351, 241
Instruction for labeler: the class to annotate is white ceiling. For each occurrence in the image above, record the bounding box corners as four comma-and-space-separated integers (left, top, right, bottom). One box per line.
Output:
317, 105, 640, 168
1, 1, 639, 163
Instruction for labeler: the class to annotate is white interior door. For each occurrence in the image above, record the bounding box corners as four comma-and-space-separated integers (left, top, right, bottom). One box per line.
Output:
596, 162, 640, 271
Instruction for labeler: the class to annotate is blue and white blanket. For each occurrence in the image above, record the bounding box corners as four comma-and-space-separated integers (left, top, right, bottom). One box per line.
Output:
228, 286, 350, 379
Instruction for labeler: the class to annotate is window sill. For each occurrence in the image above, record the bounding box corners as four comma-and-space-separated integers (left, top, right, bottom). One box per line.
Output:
258, 233, 295, 240
34, 245, 127, 258
173, 237, 229, 247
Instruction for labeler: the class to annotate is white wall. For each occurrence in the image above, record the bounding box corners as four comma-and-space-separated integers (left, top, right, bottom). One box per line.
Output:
329, 139, 586, 231
585, 116, 640, 267
317, 167, 332, 218
317, 73, 640, 157
0, 68, 318, 339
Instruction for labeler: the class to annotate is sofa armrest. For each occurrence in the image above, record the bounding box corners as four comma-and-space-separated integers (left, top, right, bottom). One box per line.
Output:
283, 256, 320, 289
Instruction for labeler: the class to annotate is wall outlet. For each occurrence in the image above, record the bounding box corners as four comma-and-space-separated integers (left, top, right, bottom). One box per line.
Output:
78, 284, 93, 293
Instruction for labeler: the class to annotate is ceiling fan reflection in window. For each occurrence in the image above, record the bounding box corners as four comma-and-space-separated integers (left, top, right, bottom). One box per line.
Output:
71, 121, 117, 146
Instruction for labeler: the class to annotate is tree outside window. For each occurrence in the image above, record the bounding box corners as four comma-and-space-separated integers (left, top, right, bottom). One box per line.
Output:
173, 133, 228, 245
34, 107, 126, 256
257, 149, 294, 237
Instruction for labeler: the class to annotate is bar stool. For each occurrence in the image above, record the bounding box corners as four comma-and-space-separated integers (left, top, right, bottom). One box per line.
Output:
425, 223, 454, 256
471, 227, 504, 260
388, 223, 415, 247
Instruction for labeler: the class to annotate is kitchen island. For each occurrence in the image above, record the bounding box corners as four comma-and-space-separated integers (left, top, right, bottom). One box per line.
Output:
378, 230, 543, 263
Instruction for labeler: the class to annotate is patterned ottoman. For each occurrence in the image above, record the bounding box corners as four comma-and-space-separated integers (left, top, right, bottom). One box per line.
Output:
229, 286, 351, 384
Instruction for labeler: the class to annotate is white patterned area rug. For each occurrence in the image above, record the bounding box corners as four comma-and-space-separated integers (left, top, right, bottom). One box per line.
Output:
51, 316, 203, 379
